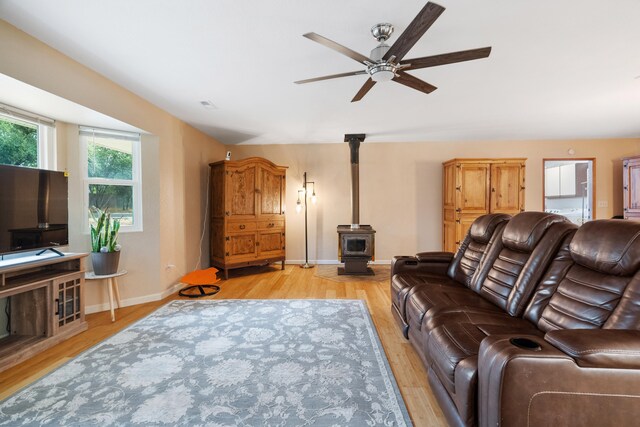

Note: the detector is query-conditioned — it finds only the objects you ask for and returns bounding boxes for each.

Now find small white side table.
[85,270,128,322]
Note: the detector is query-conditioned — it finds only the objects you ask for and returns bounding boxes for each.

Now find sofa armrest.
[478,334,640,427]
[390,251,454,278]
[545,329,640,369]
[415,251,454,264]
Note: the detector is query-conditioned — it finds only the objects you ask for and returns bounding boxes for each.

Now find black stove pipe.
[345,134,366,229]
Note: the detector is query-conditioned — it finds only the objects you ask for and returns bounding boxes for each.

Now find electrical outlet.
[597,200,608,208]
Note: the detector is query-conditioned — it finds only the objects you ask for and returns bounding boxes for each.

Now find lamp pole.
[297,172,316,268]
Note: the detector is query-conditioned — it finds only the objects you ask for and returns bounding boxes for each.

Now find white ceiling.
[1,0,640,145]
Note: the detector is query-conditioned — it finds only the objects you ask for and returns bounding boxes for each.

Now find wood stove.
[337,134,376,275]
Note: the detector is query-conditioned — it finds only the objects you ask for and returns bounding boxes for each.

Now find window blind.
[0,102,55,127]
[79,126,140,142]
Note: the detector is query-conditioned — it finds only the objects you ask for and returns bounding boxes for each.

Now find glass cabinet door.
[54,275,82,330]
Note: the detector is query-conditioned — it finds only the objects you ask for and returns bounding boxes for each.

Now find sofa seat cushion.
[391,273,462,320]
[405,285,501,334]
[428,320,542,396]
[423,307,519,336]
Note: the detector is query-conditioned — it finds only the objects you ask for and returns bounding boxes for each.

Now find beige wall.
[231,138,640,263]
[0,20,225,310]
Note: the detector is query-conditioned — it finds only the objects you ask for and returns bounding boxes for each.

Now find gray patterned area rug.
[0,300,412,426]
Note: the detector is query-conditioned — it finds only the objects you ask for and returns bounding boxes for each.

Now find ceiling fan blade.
[392,71,437,94]
[351,78,376,102]
[303,32,372,65]
[384,2,445,62]
[295,70,368,84]
[401,47,492,70]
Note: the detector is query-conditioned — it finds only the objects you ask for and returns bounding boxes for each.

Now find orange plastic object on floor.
[179,267,221,298]
[181,267,221,285]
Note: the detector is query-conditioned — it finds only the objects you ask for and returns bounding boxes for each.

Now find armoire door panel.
[491,163,523,213]
[258,231,284,256]
[227,233,258,258]
[458,164,490,213]
[226,165,257,217]
[259,167,285,216]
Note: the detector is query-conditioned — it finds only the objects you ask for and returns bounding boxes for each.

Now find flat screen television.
[0,164,69,255]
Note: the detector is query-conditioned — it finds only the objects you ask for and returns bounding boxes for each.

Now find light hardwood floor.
[0,265,446,426]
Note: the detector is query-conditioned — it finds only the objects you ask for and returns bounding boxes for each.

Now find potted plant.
[90,207,121,275]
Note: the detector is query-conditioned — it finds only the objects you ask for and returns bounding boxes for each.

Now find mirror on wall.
[543,159,595,225]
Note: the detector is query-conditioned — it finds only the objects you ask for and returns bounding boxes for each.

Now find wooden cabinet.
[623,155,640,220]
[209,157,287,279]
[443,158,526,252]
[0,253,88,372]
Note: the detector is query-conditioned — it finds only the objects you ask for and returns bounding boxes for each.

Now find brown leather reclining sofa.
[391,211,640,426]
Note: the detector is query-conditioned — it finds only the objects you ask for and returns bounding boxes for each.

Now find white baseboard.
[285,259,391,265]
[85,282,183,315]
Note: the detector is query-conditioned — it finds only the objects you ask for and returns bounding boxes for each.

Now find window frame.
[0,113,56,170]
[80,126,143,233]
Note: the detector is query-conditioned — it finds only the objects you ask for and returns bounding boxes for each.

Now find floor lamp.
[296,172,317,268]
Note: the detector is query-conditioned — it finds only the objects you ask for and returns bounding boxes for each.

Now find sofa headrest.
[502,212,568,252]
[470,214,511,244]
[570,220,640,276]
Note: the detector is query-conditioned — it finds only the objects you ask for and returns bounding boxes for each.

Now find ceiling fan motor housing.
[370,43,390,62]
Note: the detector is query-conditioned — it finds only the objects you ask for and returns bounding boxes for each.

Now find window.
[0,103,56,169]
[80,127,142,232]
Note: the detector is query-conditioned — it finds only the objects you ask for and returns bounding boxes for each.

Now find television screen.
[0,165,69,255]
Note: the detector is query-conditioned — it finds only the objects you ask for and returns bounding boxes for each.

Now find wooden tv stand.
[0,253,88,372]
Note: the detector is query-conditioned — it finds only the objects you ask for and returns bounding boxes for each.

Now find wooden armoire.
[623,155,640,221]
[443,158,526,252]
[209,157,287,279]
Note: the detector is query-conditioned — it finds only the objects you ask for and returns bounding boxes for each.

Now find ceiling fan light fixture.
[369,63,396,82]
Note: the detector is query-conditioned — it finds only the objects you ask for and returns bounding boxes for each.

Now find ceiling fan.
[295,2,491,102]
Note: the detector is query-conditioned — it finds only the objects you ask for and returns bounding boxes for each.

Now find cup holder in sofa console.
[510,337,542,351]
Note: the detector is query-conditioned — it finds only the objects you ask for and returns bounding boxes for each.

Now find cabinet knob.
[239,224,246,230]
[455,208,461,212]
[455,219,461,224]
[456,186,461,191]
[225,211,230,216]
[491,188,496,193]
